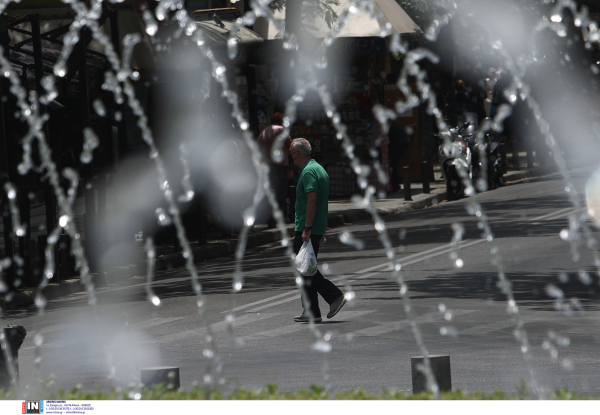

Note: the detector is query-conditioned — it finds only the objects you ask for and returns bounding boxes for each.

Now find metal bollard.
[512,147,520,171]
[58,232,70,280]
[141,366,180,390]
[526,149,533,169]
[197,198,207,245]
[421,161,430,194]
[411,355,451,394]
[403,166,412,201]
[0,325,27,390]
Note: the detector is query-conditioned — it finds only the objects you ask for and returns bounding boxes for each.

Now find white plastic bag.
[295,240,318,276]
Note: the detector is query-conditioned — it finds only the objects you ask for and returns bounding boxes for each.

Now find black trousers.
[294,232,343,318]
[268,164,289,223]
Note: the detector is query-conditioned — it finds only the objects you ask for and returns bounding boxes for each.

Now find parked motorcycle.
[436,122,473,200]
[436,113,507,200]
[470,120,507,191]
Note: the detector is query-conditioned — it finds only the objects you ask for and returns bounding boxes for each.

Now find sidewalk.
[2,160,541,311]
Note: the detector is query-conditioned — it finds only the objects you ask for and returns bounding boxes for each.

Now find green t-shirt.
[295,159,329,235]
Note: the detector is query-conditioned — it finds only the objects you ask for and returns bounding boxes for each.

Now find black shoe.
[327,295,347,319]
[293,312,322,323]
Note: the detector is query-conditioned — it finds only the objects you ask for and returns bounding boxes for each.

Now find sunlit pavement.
[3,163,600,396]
[1,154,538,311]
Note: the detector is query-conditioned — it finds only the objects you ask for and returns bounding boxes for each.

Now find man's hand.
[320,235,326,244]
[302,228,312,242]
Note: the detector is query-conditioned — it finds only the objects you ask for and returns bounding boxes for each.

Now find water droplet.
[54,64,67,78]
[80,128,100,164]
[59,215,69,228]
[399,284,408,295]
[561,358,574,371]
[213,65,226,80]
[34,333,44,346]
[227,38,239,60]
[151,295,161,306]
[312,340,332,353]
[545,284,564,299]
[454,258,464,268]
[283,33,298,51]
[440,326,458,337]
[155,208,172,226]
[93,99,106,117]
[244,213,255,227]
[34,293,47,308]
[5,186,16,200]
[558,272,569,283]
[551,14,562,23]
[578,270,592,285]
[114,111,122,121]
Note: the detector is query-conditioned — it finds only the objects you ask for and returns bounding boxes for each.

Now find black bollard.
[403,166,412,201]
[421,161,430,194]
[526,148,534,169]
[141,366,180,390]
[0,325,27,390]
[197,199,207,246]
[58,232,70,280]
[411,355,451,394]
[512,147,519,171]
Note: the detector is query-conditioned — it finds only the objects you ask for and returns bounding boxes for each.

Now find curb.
[4,169,533,311]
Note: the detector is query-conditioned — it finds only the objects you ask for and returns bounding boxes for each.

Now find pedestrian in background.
[257,112,292,228]
[289,138,346,323]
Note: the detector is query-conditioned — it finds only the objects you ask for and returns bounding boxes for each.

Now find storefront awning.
[253,0,421,40]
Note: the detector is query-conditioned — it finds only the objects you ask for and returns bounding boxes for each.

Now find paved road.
[3,164,600,396]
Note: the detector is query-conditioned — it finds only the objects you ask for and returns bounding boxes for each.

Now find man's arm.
[302,191,318,242]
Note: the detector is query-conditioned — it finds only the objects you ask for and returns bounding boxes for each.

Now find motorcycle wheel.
[445,165,464,200]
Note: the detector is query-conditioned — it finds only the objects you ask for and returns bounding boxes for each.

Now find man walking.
[290,138,346,323]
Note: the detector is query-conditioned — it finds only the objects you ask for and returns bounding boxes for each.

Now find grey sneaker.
[327,295,347,319]
[293,312,322,323]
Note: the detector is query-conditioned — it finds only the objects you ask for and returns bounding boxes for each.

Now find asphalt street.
[3,164,600,396]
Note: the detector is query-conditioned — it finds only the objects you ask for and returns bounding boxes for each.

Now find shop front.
[251,0,422,197]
